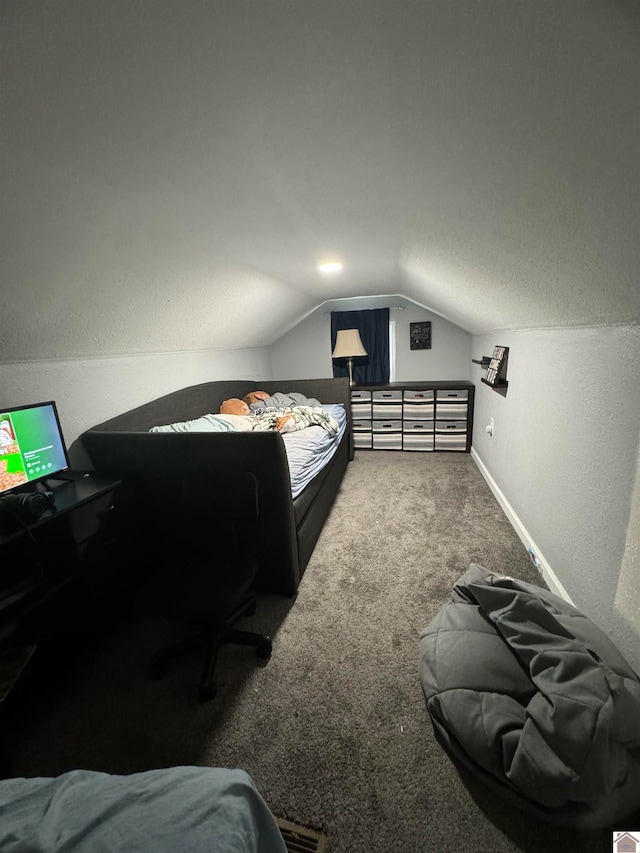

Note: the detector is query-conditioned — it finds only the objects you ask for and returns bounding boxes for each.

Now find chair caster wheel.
[256,639,272,660]
[199,682,217,702]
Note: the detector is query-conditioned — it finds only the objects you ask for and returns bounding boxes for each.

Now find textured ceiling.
[1,0,638,361]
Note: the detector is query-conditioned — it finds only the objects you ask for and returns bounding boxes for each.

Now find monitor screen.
[0,401,70,496]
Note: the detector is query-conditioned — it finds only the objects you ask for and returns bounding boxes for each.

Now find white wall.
[470,324,640,671]
[0,346,272,454]
[269,295,471,381]
[616,441,640,650]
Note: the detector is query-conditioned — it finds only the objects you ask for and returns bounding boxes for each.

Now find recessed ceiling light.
[318,262,343,274]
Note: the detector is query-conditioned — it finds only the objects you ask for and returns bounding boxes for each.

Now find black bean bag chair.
[419,563,640,829]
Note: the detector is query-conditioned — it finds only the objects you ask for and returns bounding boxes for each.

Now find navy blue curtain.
[330,308,390,385]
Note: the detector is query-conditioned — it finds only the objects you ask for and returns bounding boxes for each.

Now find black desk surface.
[0,472,122,622]
[40,473,121,515]
[0,473,121,546]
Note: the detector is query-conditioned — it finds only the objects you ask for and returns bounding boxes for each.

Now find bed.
[80,378,352,596]
[0,766,287,852]
[148,392,348,501]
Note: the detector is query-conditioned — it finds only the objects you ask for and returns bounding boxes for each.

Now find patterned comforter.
[250,405,339,435]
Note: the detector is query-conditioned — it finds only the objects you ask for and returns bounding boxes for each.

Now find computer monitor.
[0,401,70,497]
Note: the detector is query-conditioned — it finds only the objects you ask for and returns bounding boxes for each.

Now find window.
[330,308,390,384]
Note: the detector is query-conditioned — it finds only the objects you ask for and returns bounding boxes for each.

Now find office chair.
[147,469,272,701]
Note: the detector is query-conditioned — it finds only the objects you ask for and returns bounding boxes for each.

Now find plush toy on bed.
[219,398,251,416]
[243,391,269,407]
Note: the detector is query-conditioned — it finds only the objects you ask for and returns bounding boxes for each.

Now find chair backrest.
[177,469,259,560]
[181,469,258,521]
[141,469,261,617]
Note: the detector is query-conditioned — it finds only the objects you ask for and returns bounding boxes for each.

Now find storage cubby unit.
[350,383,474,452]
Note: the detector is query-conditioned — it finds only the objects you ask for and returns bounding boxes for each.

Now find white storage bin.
[372,420,402,450]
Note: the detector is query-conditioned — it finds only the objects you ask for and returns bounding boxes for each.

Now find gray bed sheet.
[0,766,287,853]
[283,403,346,498]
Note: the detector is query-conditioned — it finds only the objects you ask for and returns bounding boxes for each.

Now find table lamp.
[332,329,368,386]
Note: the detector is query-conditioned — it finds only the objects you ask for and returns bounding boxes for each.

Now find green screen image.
[0,403,69,495]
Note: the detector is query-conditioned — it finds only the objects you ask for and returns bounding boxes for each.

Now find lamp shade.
[332,328,367,359]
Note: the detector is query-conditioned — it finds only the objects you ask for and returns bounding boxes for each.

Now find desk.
[0,474,123,777]
[0,473,122,622]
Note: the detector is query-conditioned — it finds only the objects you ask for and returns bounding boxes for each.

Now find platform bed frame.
[80,378,352,596]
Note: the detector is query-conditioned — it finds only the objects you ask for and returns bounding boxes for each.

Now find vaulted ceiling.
[2,0,638,362]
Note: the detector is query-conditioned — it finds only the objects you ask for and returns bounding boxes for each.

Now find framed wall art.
[410,321,431,350]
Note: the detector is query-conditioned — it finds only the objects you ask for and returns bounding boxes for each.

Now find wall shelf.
[481,346,509,395]
[481,376,508,390]
[472,357,491,368]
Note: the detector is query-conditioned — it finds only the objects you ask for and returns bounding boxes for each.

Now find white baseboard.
[470,448,574,605]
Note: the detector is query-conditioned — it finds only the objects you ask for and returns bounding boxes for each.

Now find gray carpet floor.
[7,452,637,851]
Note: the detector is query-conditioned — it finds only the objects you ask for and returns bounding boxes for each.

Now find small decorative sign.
[410,322,431,350]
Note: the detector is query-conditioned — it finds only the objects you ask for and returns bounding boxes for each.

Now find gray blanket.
[0,766,286,853]
[249,391,322,412]
[419,564,640,827]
